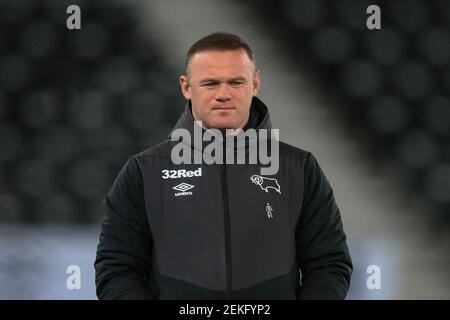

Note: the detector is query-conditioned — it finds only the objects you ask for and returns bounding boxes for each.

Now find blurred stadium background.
[0,0,448,299]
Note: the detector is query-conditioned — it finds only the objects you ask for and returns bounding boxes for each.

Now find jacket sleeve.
[296,152,353,300]
[94,155,155,299]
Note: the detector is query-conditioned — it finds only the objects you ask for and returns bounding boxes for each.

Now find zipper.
[221,148,232,299]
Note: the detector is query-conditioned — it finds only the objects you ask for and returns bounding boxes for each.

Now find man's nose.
[215,84,232,102]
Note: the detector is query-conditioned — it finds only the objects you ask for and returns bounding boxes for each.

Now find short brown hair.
[185,32,256,75]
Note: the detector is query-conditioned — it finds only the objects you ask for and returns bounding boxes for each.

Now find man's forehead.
[189,49,253,71]
[188,51,254,82]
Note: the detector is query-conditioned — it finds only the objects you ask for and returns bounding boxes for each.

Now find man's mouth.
[212,105,235,110]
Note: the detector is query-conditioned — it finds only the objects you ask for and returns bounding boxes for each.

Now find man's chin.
[206,118,238,130]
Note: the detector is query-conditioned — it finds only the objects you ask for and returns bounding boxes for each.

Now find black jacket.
[95,97,353,299]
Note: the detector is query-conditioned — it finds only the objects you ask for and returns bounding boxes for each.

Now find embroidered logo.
[173,183,194,197]
[250,175,281,194]
[266,203,274,219]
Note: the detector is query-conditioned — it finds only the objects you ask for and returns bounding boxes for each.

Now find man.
[95,32,353,299]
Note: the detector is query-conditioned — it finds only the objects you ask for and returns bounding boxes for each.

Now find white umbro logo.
[173,183,194,192]
[173,183,194,197]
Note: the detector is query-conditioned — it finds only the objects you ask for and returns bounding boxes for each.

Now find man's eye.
[204,83,217,88]
[231,81,243,86]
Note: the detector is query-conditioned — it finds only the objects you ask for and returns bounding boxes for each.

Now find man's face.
[180,49,260,130]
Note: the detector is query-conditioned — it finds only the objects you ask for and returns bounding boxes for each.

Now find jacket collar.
[168,97,275,164]
[169,96,272,140]
[169,97,278,168]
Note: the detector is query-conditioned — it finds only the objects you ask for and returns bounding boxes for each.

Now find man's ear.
[180,75,191,100]
[252,70,260,96]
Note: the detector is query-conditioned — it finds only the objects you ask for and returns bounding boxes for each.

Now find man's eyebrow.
[227,77,247,82]
[199,78,220,84]
[199,77,247,84]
